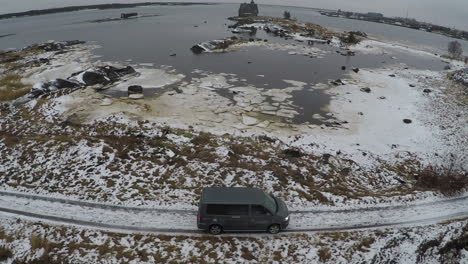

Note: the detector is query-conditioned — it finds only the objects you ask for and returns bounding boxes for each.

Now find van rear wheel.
[209,225,222,235]
[267,224,281,234]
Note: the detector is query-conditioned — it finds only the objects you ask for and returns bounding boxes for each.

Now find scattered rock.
[341,66,346,70]
[340,168,351,176]
[29,40,85,52]
[331,79,345,86]
[170,53,177,56]
[82,72,110,86]
[115,66,137,76]
[129,94,144,100]
[403,119,412,124]
[284,148,302,158]
[241,114,259,126]
[423,88,432,93]
[450,68,468,86]
[100,98,113,106]
[128,85,143,95]
[409,84,416,87]
[444,65,451,70]
[258,135,276,143]
[394,176,406,184]
[52,79,80,89]
[190,45,205,54]
[358,112,364,115]
[389,74,396,77]
[378,96,386,99]
[352,68,360,73]
[321,154,331,163]
[360,87,371,93]
[257,120,270,128]
[312,113,325,120]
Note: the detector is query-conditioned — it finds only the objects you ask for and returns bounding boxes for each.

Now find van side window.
[251,205,270,215]
[206,204,249,215]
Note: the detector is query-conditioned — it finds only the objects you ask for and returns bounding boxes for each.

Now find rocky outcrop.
[70,65,136,87]
[239,0,259,17]
[191,37,242,54]
[29,40,85,52]
[25,65,137,101]
[451,68,468,87]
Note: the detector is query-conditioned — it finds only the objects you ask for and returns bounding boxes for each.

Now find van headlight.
[284,216,289,221]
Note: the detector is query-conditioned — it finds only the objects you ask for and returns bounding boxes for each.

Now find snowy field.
[0,16,467,263]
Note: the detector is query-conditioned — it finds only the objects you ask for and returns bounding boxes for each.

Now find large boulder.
[115,66,136,76]
[128,85,143,95]
[82,71,110,86]
[53,79,80,89]
[73,65,137,86]
[191,45,205,54]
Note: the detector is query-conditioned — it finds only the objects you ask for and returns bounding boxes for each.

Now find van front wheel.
[267,224,281,234]
[209,225,222,235]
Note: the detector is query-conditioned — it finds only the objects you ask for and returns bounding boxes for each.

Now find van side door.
[249,205,273,230]
[223,204,249,231]
[206,204,249,231]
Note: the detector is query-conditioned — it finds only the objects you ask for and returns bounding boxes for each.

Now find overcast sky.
[1,0,467,30]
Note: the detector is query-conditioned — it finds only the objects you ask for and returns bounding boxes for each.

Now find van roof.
[201,187,267,204]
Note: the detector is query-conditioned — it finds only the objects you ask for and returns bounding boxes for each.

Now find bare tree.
[448,41,463,59]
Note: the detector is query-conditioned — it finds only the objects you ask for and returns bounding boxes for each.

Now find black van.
[197,187,290,234]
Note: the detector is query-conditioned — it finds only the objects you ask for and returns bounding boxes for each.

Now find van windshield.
[264,194,277,213]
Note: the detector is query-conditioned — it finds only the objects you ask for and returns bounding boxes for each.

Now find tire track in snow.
[0,206,466,235]
[0,190,467,215]
[0,190,196,214]
[0,206,198,234]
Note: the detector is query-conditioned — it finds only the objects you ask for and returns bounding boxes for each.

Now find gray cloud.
[0,0,466,30]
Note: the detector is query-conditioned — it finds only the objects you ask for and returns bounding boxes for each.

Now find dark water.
[0,4,457,124]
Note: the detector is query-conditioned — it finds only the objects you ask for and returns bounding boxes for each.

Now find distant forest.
[0,2,215,20]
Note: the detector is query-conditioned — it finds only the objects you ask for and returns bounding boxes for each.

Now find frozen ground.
[0,191,466,234]
[0,19,467,264]
[0,213,466,263]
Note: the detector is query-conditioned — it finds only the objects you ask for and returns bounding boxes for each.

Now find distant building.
[239,0,259,17]
[121,13,138,19]
[366,12,384,18]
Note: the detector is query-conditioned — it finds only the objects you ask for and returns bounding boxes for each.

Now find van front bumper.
[281,217,290,229]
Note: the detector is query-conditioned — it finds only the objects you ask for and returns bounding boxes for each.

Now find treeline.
[0,2,214,20]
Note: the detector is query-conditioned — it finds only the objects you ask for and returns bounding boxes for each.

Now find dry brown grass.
[353,237,375,252]
[318,247,332,262]
[415,158,468,196]
[0,246,13,261]
[0,73,31,101]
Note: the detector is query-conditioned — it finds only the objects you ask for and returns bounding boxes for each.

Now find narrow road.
[0,191,466,235]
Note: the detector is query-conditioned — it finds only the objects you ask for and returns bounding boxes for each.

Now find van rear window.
[206,204,248,215]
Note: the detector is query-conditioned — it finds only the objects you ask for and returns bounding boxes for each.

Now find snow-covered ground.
[0,213,466,263]
[34,41,466,169]
[1,18,467,263]
[0,191,466,234]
